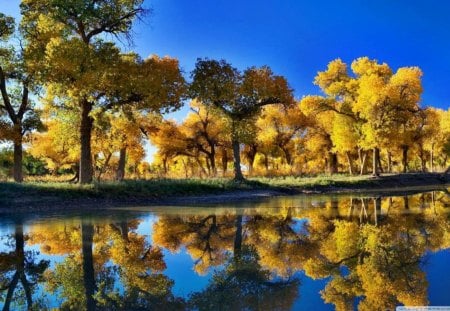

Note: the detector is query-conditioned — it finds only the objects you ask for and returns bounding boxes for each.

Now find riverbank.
[0,173,448,213]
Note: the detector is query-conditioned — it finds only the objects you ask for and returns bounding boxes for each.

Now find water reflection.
[0,190,449,310]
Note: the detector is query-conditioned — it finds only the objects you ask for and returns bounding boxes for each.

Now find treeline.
[0,1,449,184]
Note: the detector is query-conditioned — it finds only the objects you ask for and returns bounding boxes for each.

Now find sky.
[2,0,450,159]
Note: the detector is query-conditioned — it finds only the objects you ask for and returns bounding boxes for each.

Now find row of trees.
[1,1,449,184]
[1,191,449,310]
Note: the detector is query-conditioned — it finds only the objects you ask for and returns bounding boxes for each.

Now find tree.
[256,104,308,172]
[190,59,293,181]
[0,13,42,182]
[180,100,227,176]
[28,109,79,176]
[21,1,186,183]
[352,58,422,175]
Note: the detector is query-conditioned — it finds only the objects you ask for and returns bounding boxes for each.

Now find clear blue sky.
[3,0,450,112]
[3,0,449,159]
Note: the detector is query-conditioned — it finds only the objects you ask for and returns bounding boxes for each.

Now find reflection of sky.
[426,249,450,305]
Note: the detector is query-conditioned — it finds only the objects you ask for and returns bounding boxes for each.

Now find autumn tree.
[254,104,307,174]
[21,1,186,183]
[190,59,293,181]
[180,100,227,176]
[0,13,42,182]
[302,57,423,176]
[28,110,79,176]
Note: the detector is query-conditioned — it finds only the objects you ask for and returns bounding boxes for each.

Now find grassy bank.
[1,173,449,210]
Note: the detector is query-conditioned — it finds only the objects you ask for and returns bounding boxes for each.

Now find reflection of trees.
[107,218,184,310]
[27,218,183,310]
[245,207,313,277]
[153,214,236,275]
[0,224,49,311]
[300,193,450,311]
[1,189,448,310]
[153,210,302,310]
[188,246,299,311]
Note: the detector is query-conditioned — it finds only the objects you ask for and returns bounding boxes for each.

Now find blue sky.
[3,0,450,113]
[2,0,449,159]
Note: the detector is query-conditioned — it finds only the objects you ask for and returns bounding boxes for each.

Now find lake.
[0,189,449,310]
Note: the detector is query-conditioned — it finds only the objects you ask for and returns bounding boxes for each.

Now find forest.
[1,0,449,186]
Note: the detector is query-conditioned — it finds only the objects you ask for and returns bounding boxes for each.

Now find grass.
[1,173,448,207]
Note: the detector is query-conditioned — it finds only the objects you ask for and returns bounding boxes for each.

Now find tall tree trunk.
[282,147,292,167]
[359,149,367,175]
[231,122,244,181]
[116,147,127,181]
[419,148,426,172]
[162,157,168,175]
[81,222,97,311]
[377,149,383,173]
[246,145,258,176]
[328,152,338,175]
[79,99,94,184]
[209,148,216,176]
[345,151,354,175]
[205,156,211,175]
[387,151,392,173]
[232,138,244,181]
[13,125,23,182]
[221,147,228,177]
[263,153,269,171]
[372,147,380,176]
[401,145,409,173]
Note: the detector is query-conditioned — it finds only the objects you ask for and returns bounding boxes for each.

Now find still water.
[0,189,449,310]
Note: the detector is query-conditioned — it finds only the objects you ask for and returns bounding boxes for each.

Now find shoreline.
[0,173,448,214]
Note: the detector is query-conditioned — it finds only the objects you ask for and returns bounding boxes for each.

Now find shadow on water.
[0,189,449,310]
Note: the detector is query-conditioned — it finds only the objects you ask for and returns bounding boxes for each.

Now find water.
[0,189,449,310]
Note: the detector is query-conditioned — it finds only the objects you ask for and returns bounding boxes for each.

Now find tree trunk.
[246,146,257,176]
[401,145,409,173]
[359,149,367,175]
[387,151,392,173]
[221,147,228,177]
[231,122,244,181]
[372,147,380,176]
[282,147,292,167]
[209,148,216,176]
[419,148,426,172]
[81,222,97,311]
[205,156,211,175]
[116,147,127,181]
[263,153,269,171]
[345,151,354,175]
[163,157,168,175]
[328,152,338,175]
[232,138,244,181]
[377,149,383,173]
[13,126,23,182]
[79,99,94,184]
